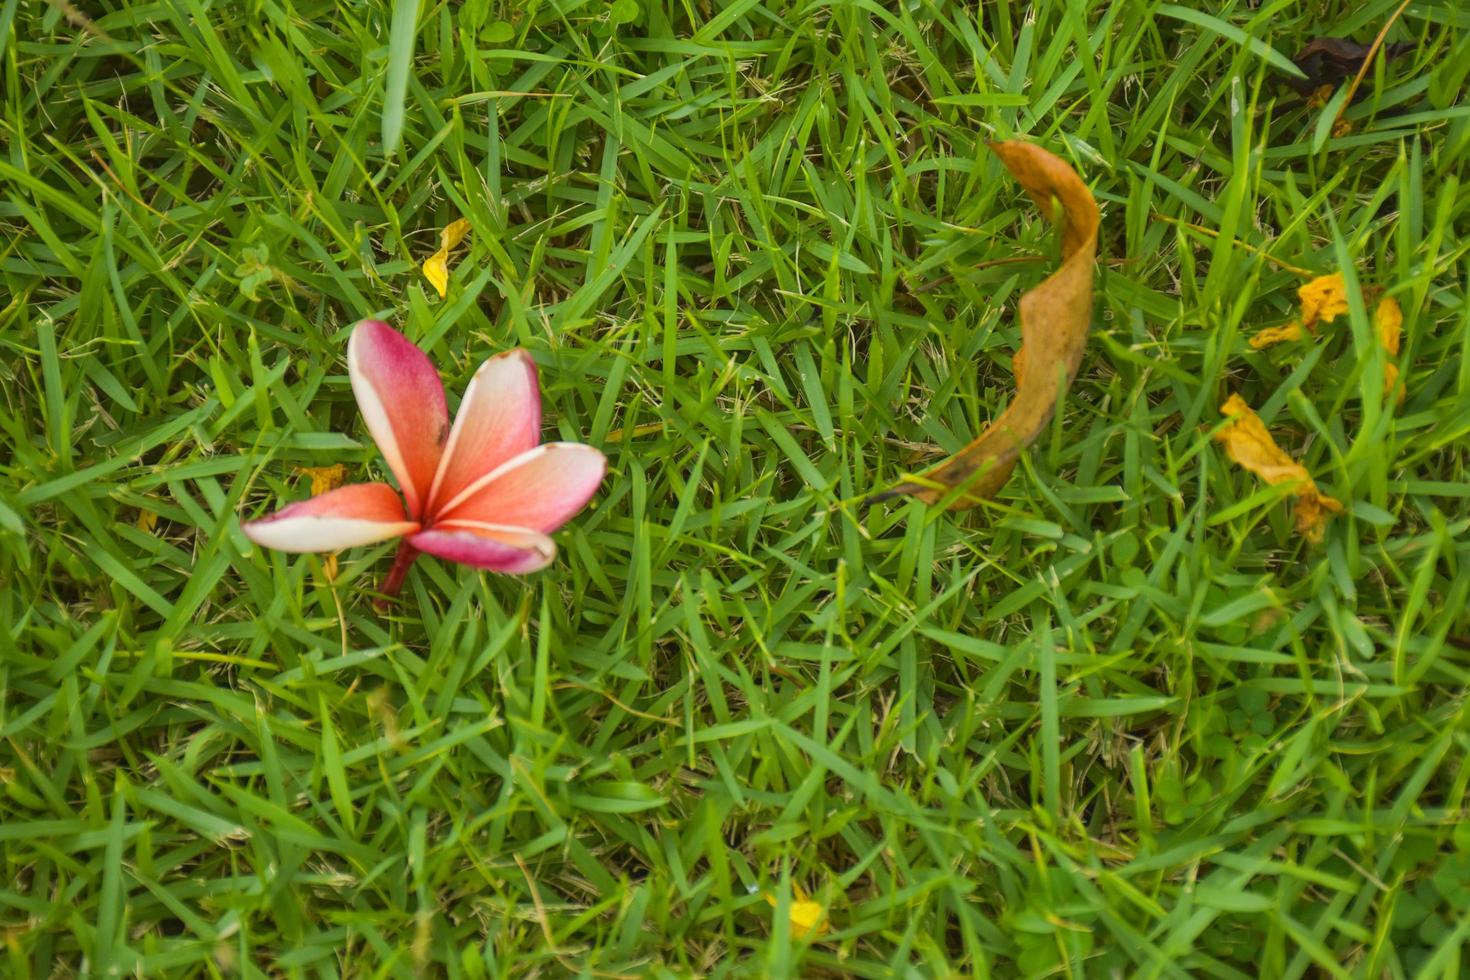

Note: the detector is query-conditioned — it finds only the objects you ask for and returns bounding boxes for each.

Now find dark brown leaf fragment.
[1287,36,1414,98]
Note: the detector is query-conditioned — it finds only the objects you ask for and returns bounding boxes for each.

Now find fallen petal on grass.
[1215,394,1343,543]
[421,217,471,298]
[1375,296,1404,401]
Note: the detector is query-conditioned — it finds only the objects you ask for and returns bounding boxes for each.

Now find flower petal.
[410,522,556,573]
[1298,273,1348,329]
[422,252,450,299]
[347,319,449,519]
[1375,297,1405,403]
[422,218,471,299]
[1215,394,1341,544]
[435,443,606,533]
[242,483,418,553]
[426,348,542,518]
[1249,320,1306,350]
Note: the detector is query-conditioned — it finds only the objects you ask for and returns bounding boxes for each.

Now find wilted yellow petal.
[1375,297,1402,356]
[1215,394,1342,543]
[1298,273,1348,329]
[421,218,472,298]
[136,509,159,533]
[1293,491,1344,543]
[1249,320,1306,350]
[298,464,347,497]
[441,217,471,251]
[1375,296,1404,402]
[422,253,449,297]
[764,891,829,939]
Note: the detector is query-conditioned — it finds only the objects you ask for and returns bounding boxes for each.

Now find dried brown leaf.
[873,141,1099,508]
[1287,36,1415,97]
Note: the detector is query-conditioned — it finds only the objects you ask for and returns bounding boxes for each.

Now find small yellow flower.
[765,883,829,939]
[297,464,348,497]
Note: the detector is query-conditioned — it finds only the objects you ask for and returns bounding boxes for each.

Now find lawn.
[3,0,1470,975]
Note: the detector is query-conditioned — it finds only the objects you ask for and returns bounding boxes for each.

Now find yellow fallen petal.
[1215,394,1341,543]
[441,217,471,251]
[1374,296,1402,357]
[421,217,472,298]
[1375,296,1404,402]
[1293,488,1343,544]
[136,509,159,533]
[1217,395,1311,484]
[298,464,348,497]
[1298,273,1348,329]
[1249,320,1306,350]
[422,253,450,298]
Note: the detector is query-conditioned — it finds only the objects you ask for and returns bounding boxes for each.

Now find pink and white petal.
[347,319,449,519]
[242,483,418,553]
[410,522,556,574]
[425,348,541,517]
[435,443,606,533]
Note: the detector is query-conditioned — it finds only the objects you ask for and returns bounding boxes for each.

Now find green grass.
[3,0,1470,975]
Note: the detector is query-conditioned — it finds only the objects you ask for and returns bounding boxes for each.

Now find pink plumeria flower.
[242,319,606,600]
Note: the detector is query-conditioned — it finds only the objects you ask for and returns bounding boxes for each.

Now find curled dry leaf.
[872,141,1099,508]
[1215,394,1342,543]
[422,217,472,298]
